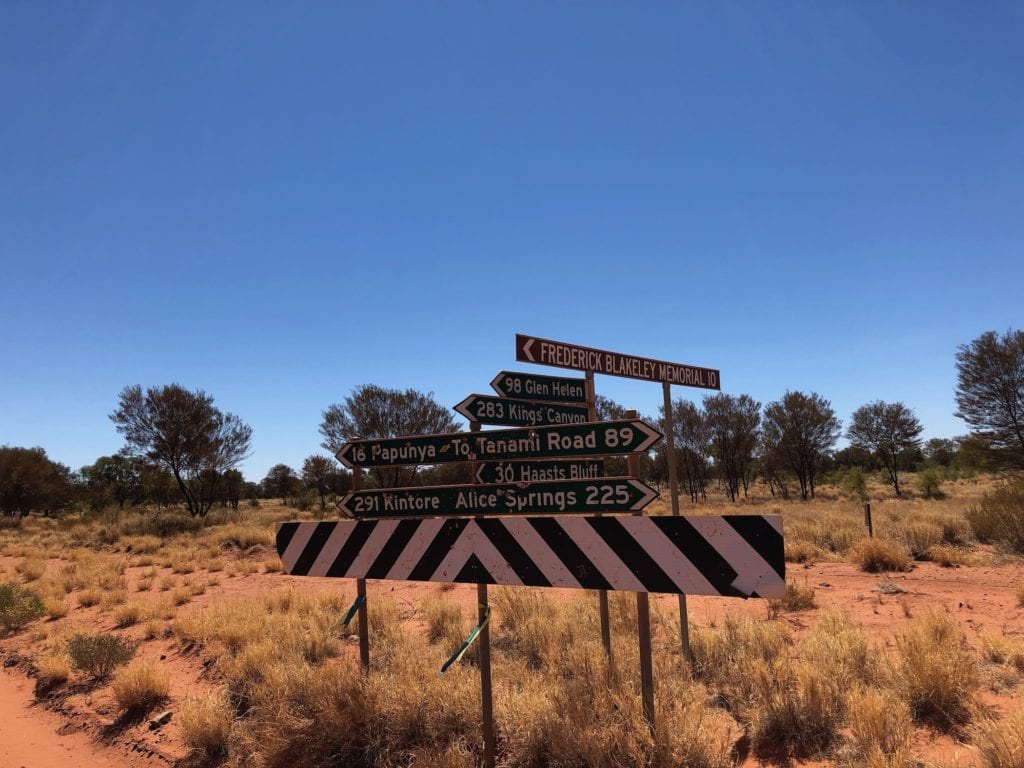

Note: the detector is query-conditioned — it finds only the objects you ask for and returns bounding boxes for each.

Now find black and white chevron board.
[276,515,785,598]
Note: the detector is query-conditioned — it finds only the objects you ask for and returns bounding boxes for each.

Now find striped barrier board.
[276,515,785,598]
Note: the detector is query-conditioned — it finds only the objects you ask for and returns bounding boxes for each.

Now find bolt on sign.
[454,394,589,427]
[335,419,663,469]
[338,478,658,518]
[490,371,587,403]
[516,333,721,389]
[276,515,785,598]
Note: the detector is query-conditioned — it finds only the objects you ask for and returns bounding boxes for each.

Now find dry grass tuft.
[850,538,912,573]
[421,597,465,652]
[180,693,235,762]
[971,708,1024,768]
[767,580,817,616]
[111,660,171,714]
[892,608,979,729]
[35,653,72,691]
[846,686,912,761]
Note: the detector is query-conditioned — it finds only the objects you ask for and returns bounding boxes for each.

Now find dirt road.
[0,666,138,768]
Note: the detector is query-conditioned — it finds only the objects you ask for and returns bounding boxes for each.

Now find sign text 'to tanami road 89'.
[516,334,720,389]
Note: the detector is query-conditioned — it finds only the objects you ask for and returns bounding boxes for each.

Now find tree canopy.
[955,329,1024,469]
[320,384,459,487]
[761,391,840,500]
[110,384,252,517]
[847,401,922,497]
[0,446,73,516]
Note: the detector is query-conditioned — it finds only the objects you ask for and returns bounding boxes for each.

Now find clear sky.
[1,3,1021,481]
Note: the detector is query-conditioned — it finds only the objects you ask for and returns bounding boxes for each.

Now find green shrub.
[0,581,45,631]
[842,467,869,502]
[966,479,1024,553]
[916,469,945,499]
[68,633,135,678]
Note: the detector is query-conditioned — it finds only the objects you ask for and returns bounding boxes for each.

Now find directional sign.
[338,478,657,519]
[335,419,663,469]
[277,515,786,598]
[455,394,589,427]
[490,371,587,404]
[474,460,604,485]
[516,333,720,390]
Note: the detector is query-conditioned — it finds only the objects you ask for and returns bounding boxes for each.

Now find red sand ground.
[2,553,1024,767]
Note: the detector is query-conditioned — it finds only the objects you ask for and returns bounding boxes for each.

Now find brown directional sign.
[516,333,720,389]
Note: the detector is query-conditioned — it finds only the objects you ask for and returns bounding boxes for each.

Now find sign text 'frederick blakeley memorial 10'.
[516,333,720,389]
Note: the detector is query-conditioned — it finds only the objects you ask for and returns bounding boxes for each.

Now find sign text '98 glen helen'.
[516,334,720,389]
[335,419,662,468]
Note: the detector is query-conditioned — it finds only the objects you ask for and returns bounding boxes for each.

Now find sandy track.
[0,666,140,768]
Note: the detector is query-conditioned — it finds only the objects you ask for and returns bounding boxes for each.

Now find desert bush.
[180,693,234,762]
[421,597,465,652]
[690,613,788,711]
[35,654,72,692]
[892,608,978,729]
[68,632,134,678]
[113,602,145,628]
[850,538,912,572]
[916,468,945,499]
[111,660,170,714]
[967,479,1024,553]
[846,686,911,763]
[901,521,943,560]
[15,557,46,581]
[843,467,869,501]
[971,708,1024,768]
[802,609,873,689]
[785,539,819,563]
[747,657,845,759]
[767,580,816,616]
[0,580,45,631]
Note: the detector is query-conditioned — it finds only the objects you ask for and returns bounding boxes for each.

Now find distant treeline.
[1,329,1021,517]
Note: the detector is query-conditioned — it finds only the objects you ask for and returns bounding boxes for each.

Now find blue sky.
[1,3,1021,481]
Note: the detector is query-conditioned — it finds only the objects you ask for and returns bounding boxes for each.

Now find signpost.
[490,370,587,403]
[516,333,720,389]
[335,419,663,469]
[454,394,588,427]
[515,334,720,665]
[338,478,658,519]
[473,459,603,485]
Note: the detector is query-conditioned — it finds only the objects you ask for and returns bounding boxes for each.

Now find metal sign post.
[628,409,655,732]
[663,382,691,661]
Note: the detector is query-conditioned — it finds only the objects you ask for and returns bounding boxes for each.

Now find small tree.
[703,393,761,502]
[0,446,73,517]
[659,398,710,502]
[80,455,144,510]
[761,391,841,500]
[320,385,459,488]
[954,329,1024,469]
[847,401,923,497]
[301,455,336,511]
[110,384,252,517]
[263,464,300,504]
